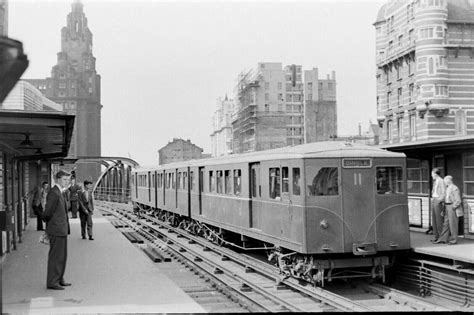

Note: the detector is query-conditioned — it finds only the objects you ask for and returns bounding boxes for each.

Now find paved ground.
[2,212,204,313]
[410,230,474,264]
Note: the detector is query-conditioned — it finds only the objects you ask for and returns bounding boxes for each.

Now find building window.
[408,84,414,103]
[377,96,380,110]
[278,104,282,112]
[434,85,448,97]
[409,113,416,140]
[265,82,270,90]
[455,109,467,136]
[419,27,434,39]
[397,117,403,140]
[319,82,323,89]
[387,120,393,141]
[286,104,292,112]
[265,93,269,101]
[408,29,414,44]
[407,159,429,194]
[307,82,312,90]
[308,94,312,101]
[278,93,283,100]
[397,88,402,106]
[328,83,334,90]
[278,82,282,90]
[264,104,269,112]
[438,56,447,69]
[398,35,403,48]
[428,57,435,75]
[59,82,66,89]
[396,64,401,80]
[463,153,474,196]
[387,91,392,108]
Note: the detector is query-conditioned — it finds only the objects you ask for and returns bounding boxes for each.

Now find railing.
[94,187,131,203]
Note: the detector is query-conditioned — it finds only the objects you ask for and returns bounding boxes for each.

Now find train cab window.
[293,168,301,196]
[224,170,232,194]
[377,167,404,194]
[234,170,241,195]
[308,167,338,196]
[269,168,281,199]
[282,167,289,194]
[190,171,195,191]
[217,171,223,194]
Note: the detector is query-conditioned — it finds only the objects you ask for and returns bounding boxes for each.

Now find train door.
[198,167,204,215]
[154,171,158,209]
[249,163,261,229]
[163,170,166,205]
[135,172,138,199]
[148,171,151,203]
[341,158,376,252]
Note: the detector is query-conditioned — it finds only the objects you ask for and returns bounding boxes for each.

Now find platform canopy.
[0,110,75,161]
[379,135,474,159]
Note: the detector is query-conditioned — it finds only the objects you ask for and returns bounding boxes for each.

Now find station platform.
[2,212,205,313]
[410,230,474,265]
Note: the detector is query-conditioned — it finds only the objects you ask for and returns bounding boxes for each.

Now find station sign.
[342,158,372,168]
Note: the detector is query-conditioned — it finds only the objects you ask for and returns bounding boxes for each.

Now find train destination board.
[342,158,372,168]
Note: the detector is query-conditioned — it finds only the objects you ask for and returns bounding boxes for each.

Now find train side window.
[209,171,215,192]
[234,169,241,195]
[377,167,404,194]
[217,171,223,194]
[172,173,176,189]
[292,168,301,196]
[308,167,338,196]
[224,170,232,194]
[166,173,171,189]
[183,172,187,189]
[269,168,281,199]
[282,167,289,194]
[190,171,194,191]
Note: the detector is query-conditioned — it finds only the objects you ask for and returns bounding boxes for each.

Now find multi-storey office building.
[232,62,337,154]
[210,96,235,157]
[2,81,62,111]
[375,0,474,238]
[27,1,102,181]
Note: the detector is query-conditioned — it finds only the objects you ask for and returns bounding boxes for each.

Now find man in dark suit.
[68,175,81,218]
[78,180,94,240]
[42,170,72,290]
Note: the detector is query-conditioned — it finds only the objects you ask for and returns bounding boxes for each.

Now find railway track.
[97,201,454,312]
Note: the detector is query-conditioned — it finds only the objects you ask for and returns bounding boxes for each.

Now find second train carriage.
[131,141,410,282]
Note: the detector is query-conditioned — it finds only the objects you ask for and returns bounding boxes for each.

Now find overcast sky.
[9,0,382,166]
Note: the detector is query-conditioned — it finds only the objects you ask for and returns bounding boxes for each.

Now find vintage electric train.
[131,141,410,284]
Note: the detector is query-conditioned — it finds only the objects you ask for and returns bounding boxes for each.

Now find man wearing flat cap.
[78,180,94,240]
[42,170,72,290]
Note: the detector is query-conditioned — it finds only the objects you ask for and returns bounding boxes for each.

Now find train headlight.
[320,219,328,229]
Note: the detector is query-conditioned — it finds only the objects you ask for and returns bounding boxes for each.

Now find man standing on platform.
[42,170,72,290]
[435,175,462,245]
[431,168,446,242]
[32,181,48,231]
[68,174,81,219]
[78,180,94,240]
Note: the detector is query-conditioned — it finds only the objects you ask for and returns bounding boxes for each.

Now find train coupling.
[353,242,377,255]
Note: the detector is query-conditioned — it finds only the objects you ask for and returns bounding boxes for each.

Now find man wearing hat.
[78,180,94,240]
[42,170,72,290]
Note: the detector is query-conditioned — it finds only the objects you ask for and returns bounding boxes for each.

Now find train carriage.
[131,141,410,283]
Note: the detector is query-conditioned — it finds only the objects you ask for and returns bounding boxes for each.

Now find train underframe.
[133,203,391,287]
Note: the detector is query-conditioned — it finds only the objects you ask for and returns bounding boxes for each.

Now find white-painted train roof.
[136,141,405,171]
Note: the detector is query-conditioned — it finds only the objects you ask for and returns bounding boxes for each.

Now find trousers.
[438,205,458,243]
[431,200,444,239]
[47,235,67,287]
[79,212,93,238]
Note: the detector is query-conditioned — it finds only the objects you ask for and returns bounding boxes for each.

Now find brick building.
[375,0,474,238]
[232,62,337,154]
[27,1,102,182]
[158,138,205,165]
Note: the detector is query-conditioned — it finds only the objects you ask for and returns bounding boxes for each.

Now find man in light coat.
[431,168,446,242]
[435,175,462,244]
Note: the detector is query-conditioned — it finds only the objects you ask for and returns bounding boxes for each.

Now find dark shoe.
[433,240,442,244]
[47,285,64,290]
[89,237,94,240]
[59,281,71,286]
[425,228,433,234]
[82,236,86,239]
[430,239,438,243]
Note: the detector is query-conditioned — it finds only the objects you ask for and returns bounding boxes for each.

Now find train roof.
[134,141,405,172]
